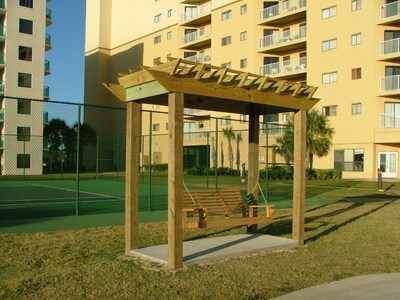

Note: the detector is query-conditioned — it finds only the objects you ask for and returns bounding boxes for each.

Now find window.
[240,4,247,14]
[17,154,30,169]
[352,68,362,80]
[240,114,248,123]
[167,9,172,18]
[282,113,290,123]
[352,103,362,115]
[240,31,247,41]
[154,35,161,44]
[351,0,361,11]
[322,105,337,116]
[19,46,33,61]
[283,56,290,66]
[322,39,337,51]
[20,0,33,8]
[221,36,232,46]
[19,19,33,34]
[282,27,290,38]
[240,58,247,69]
[17,127,30,141]
[198,121,204,129]
[322,6,337,19]
[221,10,232,20]
[18,73,32,88]
[334,149,364,172]
[221,116,231,125]
[282,0,290,10]
[322,72,337,84]
[351,33,361,46]
[221,62,231,68]
[17,99,31,114]
[154,14,161,23]
[153,124,160,131]
[167,31,172,40]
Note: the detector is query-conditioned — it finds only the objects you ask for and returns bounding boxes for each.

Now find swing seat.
[182,189,276,229]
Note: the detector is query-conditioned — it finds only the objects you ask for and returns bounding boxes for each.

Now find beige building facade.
[85,0,400,179]
[0,0,52,175]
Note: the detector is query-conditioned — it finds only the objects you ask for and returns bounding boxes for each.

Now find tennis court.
[0,179,169,220]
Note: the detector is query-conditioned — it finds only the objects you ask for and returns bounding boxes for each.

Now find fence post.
[23,140,26,180]
[265,122,269,202]
[206,132,209,189]
[96,136,99,180]
[148,111,152,211]
[116,136,120,181]
[215,118,218,190]
[75,104,81,216]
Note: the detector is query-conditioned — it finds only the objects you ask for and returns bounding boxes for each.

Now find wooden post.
[247,109,259,233]
[125,101,141,254]
[168,92,184,269]
[293,110,306,245]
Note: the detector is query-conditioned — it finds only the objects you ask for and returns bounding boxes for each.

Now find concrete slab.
[273,273,400,300]
[131,234,298,266]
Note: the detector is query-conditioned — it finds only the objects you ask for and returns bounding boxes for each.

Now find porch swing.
[182,181,276,229]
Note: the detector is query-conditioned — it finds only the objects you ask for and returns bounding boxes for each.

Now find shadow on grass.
[257,194,397,242]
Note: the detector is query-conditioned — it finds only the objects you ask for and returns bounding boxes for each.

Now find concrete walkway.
[273,273,400,300]
[132,234,298,266]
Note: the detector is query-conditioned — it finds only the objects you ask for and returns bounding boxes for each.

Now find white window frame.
[351,33,361,46]
[167,9,172,18]
[221,10,232,20]
[154,14,161,23]
[322,105,337,116]
[352,103,362,115]
[240,31,247,41]
[322,72,338,84]
[351,0,361,12]
[167,31,172,40]
[154,35,161,44]
[240,58,247,69]
[221,116,231,125]
[322,6,337,19]
[221,36,232,46]
[322,39,337,51]
[240,4,247,14]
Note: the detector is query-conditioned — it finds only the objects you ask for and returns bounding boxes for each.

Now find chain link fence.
[0,96,292,220]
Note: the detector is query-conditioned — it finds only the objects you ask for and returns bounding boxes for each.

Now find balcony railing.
[260,0,306,21]
[0,0,5,10]
[260,57,307,76]
[43,112,49,124]
[44,59,50,74]
[381,113,400,128]
[0,81,4,94]
[0,24,6,39]
[181,26,211,45]
[260,26,306,49]
[381,1,400,19]
[381,75,400,91]
[0,108,4,121]
[45,33,52,49]
[46,8,53,25]
[181,2,211,22]
[381,38,400,56]
[44,86,50,98]
[184,52,211,63]
[0,136,3,148]
[0,52,4,65]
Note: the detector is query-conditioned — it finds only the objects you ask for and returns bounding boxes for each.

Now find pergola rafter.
[104,58,319,270]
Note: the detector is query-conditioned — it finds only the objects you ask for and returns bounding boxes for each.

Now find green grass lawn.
[0,194,399,299]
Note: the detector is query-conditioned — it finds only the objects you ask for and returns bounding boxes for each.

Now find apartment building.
[0,0,52,175]
[85,0,400,179]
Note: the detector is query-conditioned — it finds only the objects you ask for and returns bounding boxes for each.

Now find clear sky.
[44,0,86,104]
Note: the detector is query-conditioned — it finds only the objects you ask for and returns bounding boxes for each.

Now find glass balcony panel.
[0,108,4,121]
[0,81,4,93]
[381,1,400,19]
[381,75,400,91]
[260,0,306,21]
[44,86,50,98]
[260,26,306,49]
[381,38,400,55]
[181,2,211,22]
[381,113,400,128]
[260,57,307,76]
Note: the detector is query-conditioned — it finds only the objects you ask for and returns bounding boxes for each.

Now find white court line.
[0,198,124,207]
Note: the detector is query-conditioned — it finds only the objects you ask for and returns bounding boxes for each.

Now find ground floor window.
[334,149,364,171]
[17,154,30,169]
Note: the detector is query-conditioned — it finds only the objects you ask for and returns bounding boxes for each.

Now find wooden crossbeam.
[176,65,196,76]
[201,70,217,80]
[307,87,318,99]
[237,72,249,88]
[274,80,288,94]
[216,68,229,83]
[195,64,207,80]
[290,83,303,96]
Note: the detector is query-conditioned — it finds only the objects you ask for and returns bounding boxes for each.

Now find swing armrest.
[248,205,276,217]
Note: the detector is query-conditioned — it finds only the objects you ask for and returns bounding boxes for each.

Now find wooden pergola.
[105,58,319,269]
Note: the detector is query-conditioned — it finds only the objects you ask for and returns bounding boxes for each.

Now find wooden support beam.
[216,68,229,83]
[168,92,184,269]
[125,102,141,254]
[247,109,260,233]
[293,110,306,245]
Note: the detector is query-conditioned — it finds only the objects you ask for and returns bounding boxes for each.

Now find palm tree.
[222,126,235,170]
[235,132,243,171]
[220,141,224,168]
[72,122,97,170]
[272,109,334,169]
[43,118,70,172]
[211,136,217,168]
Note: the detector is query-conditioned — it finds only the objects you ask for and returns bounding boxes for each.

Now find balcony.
[181,0,205,4]
[45,33,52,51]
[379,38,400,62]
[0,108,3,122]
[375,113,400,143]
[44,86,50,100]
[43,112,49,125]
[184,51,211,63]
[260,57,307,79]
[44,59,51,75]
[379,1,400,25]
[46,8,53,26]
[259,26,306,54]
[180,26,211,49]
[0,81,4,94]
[0,0,6,16]
[180,2,211,26]
[0,52,4,68]
[380,75,400,97]
[0,24,6,42]
[259,0,306,26]
[0,136,3,149]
